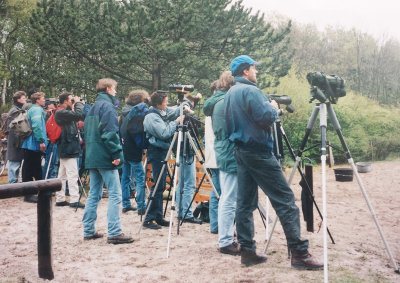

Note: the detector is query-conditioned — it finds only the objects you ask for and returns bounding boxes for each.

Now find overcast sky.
[242,0,400,41]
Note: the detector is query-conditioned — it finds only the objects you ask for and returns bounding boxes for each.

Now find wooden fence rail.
[0,179,62,280]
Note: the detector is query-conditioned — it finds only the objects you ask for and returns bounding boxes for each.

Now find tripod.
[284,102,398,281]
[136,98,220,258]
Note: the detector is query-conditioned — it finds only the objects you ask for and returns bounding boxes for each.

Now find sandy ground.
[0,161,399,283]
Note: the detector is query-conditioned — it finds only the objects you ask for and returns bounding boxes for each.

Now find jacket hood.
[122,104,133,117]
[96,91,117,104]
[233,76,257,87]
[127,102,148,120]
[203,90,226,116]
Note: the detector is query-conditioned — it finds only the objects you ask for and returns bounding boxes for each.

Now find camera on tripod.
[269,94,295,114]
[306,72,346,104]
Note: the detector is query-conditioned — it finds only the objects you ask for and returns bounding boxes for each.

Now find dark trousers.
[144,147,168,223]
[22,149,43,182]
[234,147,308,254]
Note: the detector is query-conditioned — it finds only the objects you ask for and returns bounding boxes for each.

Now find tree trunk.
[1,79,6,105]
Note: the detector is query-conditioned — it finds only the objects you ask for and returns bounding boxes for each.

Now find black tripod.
[284,102,398,281]
[136,98,220,258]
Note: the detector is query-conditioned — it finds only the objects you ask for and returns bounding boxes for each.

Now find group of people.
[3,55,323,269]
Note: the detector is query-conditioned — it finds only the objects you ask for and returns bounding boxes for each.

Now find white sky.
[242,0,400,41]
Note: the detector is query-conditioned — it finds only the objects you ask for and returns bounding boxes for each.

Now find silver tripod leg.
[327,103,399,274]
[45,145,54,180]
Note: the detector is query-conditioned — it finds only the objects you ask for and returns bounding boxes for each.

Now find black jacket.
[55,102,84,158]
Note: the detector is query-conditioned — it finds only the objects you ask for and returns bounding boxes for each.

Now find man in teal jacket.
[22,91,47,203]
[82,78,133,245]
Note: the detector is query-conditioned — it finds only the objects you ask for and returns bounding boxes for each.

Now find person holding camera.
[224,55,323,269]
[54,92,85,208]
[142,91,182,229]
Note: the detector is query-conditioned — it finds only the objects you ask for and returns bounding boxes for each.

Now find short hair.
[96,78,117,92]
[59,92,72,104]
[217,71,234,91]
[233,63,251,77]
[13,91,27,104]
[125,89,149,106]
[27,88,40,99]
[150,91,168,107]
[210,80,218,93]
[31,92,45,104]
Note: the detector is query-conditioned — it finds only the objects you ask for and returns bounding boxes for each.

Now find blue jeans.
[82,169,122,238]
[144,147,168,223]
[121,160,146,210]
[42,142,59,179]
[209,168,221,233]
[8,161,21,184]
[234,147,309,253]
[176,156,196,219]
[218,170,238,248]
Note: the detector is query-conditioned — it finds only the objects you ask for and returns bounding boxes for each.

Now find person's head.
[27,88,40,100]
[45,101,56,110]
[31,91,46,106]
[150,91,168,111]
[96,78,117,96]
[13,91,27,105]
[230,55,258,83]
[59,92,74,108]
[216,71,234,91]
[125,89,149,106]
[210,80,218,94]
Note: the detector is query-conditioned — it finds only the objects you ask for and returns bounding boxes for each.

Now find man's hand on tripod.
[270,99,279,110]
[176,115,185,124]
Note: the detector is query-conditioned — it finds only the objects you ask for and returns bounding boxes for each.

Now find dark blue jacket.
[224,76,277,152]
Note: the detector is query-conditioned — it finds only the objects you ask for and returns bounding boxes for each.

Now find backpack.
[121,103,149,149]
[193,201,210,223]
[46,109,62,143]
[9,110,32,141]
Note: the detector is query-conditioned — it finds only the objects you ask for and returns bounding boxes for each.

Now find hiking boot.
[241,249,268,267]
[291,252,323,270]
[156,218,170,227]
[24,195,38,203]
[84,232,104,241]
[219,241,241,256]
[69,202,85,208]
[137,207,146,215]
[182,217,202,224]
[107,233,134,245]
[122,205,137,213]
[143,220,161,230]
[56,201,70,207]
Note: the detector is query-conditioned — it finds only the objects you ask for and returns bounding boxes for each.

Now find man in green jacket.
[82,78,133,244]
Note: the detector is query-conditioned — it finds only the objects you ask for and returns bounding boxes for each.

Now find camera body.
[306,72,346,104]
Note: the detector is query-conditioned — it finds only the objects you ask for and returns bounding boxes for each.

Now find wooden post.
[37,190,54,280]
[305,164,314,232]
[0,179,61,280]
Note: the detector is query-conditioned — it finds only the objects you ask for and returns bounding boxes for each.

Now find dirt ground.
[0,161,399,283]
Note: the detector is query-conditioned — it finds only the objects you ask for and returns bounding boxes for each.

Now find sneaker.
[291,252,323,270]
[69,202,85,208]
[156,218,170,227]
[84,232,104,241]
[182,217,202,224]
[122,205,137,213]
[56,201,70,207]
[107,233,134,245]
[241,248,268,267]
[137,207,146,215]
[210,230,218,234]
[219,241,241,256]
[143,220,161,230]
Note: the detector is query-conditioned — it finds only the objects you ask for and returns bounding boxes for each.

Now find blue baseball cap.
[230,55,258,76]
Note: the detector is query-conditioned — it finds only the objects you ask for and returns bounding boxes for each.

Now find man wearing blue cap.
[224,55,323,269]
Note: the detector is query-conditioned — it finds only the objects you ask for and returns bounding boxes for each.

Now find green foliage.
[25,0,292,101]
[267,70,400,163]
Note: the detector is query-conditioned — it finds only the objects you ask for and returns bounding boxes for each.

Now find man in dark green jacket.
[203,70,240,256]
[82,78,133,245]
